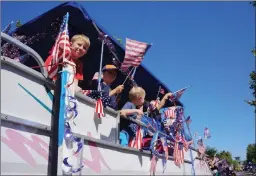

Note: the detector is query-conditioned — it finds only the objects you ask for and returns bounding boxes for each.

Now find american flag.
[173,134,187,167]
[169,87,188,102]
[164,106,177,119]
[176,88,186,99]
[185,116,192,125]
[95,98,104,118]
[121,38,150,71]
[129,125,143,150]
[46,13,71,79]
[204,127,211,139]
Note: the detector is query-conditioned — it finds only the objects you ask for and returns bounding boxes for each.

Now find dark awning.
[9,1,183,108]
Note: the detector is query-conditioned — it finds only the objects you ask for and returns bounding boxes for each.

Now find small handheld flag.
[185,116,192,125]
[121,38,151,71]
[169,86,190,102]
[204,127,211,139]
[45,13,71,79]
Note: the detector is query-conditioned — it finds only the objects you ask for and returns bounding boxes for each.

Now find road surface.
[236,171,253,175]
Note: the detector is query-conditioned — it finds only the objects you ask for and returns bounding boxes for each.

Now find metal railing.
[1,32,48,77]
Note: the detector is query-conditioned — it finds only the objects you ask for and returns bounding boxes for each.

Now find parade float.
[1,2,213,175]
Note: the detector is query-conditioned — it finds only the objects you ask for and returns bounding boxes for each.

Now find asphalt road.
[236,171,254,175]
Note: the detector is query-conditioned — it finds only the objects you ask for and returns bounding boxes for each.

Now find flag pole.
[174,85,191,93]
[122,66,135,85]
[131,66,137,80]
[49,58,63,176]
[49,12,70,176]
[2,21,13,33]
[156,86,161,99]
[97,35,107,92]
[115,66,135,108]
[91,21,121,64]
[187,124,196,148]
[169,85,191,99]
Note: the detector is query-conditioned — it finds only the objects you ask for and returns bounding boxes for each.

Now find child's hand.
[165,92,173,99]
[119,110,127,117]
[114,85,124,94]
[136,109,144,116]
[135,109,143,120]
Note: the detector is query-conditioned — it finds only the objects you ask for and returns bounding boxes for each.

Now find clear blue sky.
[1,1,255,160]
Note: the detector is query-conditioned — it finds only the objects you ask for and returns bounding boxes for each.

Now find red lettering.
[1,129,111,173]
[1,129,49,167]
[82,132,111,173]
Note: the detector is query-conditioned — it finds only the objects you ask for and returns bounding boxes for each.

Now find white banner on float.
[1,62,118,143]
[1,64,53,127]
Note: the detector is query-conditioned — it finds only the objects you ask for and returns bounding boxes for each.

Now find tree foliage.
[246,144,256,163]
[246,71,256,108]
[206,146,218,158]
[216,150,233,165]
[206,146,244,171]
[232,160,241,171]
[246,1,256,108]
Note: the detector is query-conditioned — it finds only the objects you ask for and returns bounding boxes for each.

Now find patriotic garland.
[61,70,84,174]
[48,12,85,174]
[1,17,62,61]
[63,122,84,173]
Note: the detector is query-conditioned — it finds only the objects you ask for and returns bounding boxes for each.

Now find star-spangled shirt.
[88,80,117,110]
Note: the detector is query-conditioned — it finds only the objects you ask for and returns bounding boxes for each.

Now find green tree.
[205,146,218,158]
[246,1,256,108]
[113,36,123,45]
[246,71,256,108]
[232,160,240,171]
[246,144,256,163]
[216,150,233,165]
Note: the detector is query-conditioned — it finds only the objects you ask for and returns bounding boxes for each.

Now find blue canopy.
[10,1,183,108]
